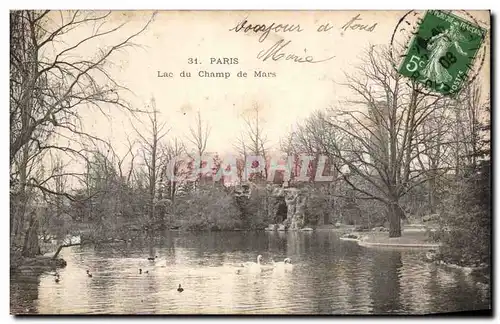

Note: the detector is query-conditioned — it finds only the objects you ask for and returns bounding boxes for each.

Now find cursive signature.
[257,39,335,64]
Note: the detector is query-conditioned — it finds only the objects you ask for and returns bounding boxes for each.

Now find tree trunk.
[157,170,165,226]
[325,181,337,225]
[428,161,438,214]
[52,243,81,259]
[22,213,40,257]
[429,177,436,214]
[387,202,402,238]
[148,237,155,259]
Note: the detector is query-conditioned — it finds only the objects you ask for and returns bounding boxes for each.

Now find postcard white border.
[2,1,496,323]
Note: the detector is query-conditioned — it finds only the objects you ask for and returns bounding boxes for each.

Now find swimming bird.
[147,256,158,261]
[86,270,93,278]
[272,258,292,266]
[272,258,293,272]
[234,262,246,274]
[425,250,438,262]
[177,284,184,292]
[55,274,60,283]
[244,255,263,266]
[245,255,263,273]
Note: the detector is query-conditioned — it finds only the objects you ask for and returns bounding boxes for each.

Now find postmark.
[391,10,488,96]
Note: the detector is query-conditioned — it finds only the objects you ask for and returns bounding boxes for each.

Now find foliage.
[438,159,490,267]
[9,10,154,258]
[242,185,270,229]
[175,186,242,231]
[305,186,332,226]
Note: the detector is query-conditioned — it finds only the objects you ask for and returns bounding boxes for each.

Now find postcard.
[10,10,491,315]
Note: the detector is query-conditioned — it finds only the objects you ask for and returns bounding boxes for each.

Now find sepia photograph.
[9,8,491,315]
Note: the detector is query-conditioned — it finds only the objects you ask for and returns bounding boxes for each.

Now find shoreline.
[338,232,490,278]
[357,241,441,249]
[340,230,441,249]
[11,256,67,275]
[438,261,490,277]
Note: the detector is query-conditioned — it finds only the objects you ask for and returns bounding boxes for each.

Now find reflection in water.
[370,250,404,313]
[10,274,40,314]
[10,231,490,314]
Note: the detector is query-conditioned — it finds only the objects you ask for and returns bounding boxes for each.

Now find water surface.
[10,231,490,314]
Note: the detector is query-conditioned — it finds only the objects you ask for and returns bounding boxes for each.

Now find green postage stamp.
[398,10,487,96]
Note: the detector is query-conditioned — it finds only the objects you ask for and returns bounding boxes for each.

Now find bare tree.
[159,138,185,224]
[285,111,341,224]
[234,102,269,182]
[132,97,169,227]
[10,10,155,257]
[449,81,488,174]
[325,45,444,237]
[107,136,137,186]
[234,132,248,183]
[186,109,211,185]
[412,80,489,214]
[411,98,456,214]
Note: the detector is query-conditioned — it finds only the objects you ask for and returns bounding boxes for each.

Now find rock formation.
[266,186,311,231]
[267,186,287,224]
[285,188,307,230]
[234,183,319,231]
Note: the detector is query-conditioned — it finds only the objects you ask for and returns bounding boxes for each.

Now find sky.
[51,10,490,159]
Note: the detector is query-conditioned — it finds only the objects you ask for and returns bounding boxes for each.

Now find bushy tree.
[175,186,242,231]
[437,104,490,267]
[438,159,490,267]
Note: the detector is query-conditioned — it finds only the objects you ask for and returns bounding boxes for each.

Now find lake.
[10,230,490,315]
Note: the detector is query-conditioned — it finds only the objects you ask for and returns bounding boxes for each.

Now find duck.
[234,262,246,274]
[425,250,438,262]
[86,270,93,278]
[147,256,158,261]
[55,274,60,283]
[177,284,184,292]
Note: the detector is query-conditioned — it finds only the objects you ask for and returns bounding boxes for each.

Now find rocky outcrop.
[266,186,311,231]
[267,186,287,224]
[235,183,318,231]
[285,188,307,230]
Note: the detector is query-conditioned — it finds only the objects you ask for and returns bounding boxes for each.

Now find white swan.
[244,255,263,273]
[272,258,293,270]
